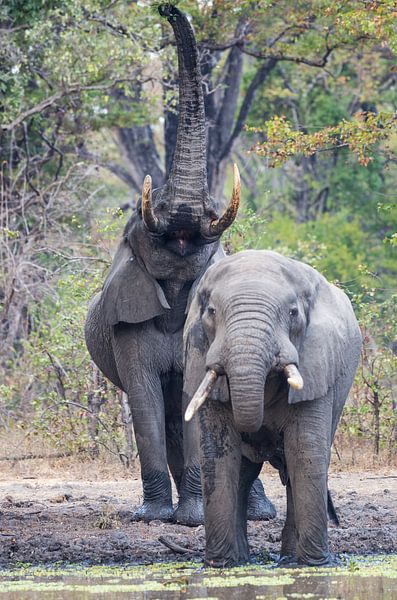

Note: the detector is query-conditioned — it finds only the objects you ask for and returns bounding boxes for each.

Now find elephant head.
[184,250,361,433]
[128,5,239,278]
[100,5,240,327]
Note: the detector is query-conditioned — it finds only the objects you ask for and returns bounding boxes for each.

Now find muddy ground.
[0,464,395,566]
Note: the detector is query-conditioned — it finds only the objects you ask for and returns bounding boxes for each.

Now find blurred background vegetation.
[1,0,396,466]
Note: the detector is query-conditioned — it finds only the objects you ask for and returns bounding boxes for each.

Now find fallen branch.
[0,450,87,462]
[158,536,191,555]
[366,476,397,480]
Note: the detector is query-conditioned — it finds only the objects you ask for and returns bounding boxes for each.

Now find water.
[0,555,396,599]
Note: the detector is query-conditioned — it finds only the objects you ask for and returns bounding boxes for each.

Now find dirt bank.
[0,465,395,566]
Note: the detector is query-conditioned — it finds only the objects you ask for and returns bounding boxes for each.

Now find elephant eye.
[289,307,298,317]
[207,306,216,317]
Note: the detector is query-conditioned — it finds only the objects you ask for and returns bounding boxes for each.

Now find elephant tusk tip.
[184,369,218,422]
[287,377,304,390]
[284,364,304,391]
[184,406,194,422]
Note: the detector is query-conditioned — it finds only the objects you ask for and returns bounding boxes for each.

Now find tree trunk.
[119,391,135,468]
[87,365,107,457]
[372,386,380,456]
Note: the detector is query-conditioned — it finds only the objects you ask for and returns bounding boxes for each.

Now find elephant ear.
[183,278,229,418]
[183,291,208,398]
[101,241,170,326]
[288,277,361,404]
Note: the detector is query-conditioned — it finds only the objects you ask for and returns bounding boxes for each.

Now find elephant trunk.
[159,5,208,209]
[227,365,268,434]
[225,308,275,432]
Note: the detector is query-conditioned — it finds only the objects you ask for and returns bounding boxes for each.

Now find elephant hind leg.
[279,481,297,564]
[247,478,277,521]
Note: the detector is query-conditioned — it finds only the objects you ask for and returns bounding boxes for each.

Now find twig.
[56,401,129,466]
[158,536,191,555]
[333,443,342,461]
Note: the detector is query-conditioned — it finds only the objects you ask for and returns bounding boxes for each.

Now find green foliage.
[342,294,397,455]
[229,209,396,300]
[250,112,396,167]
[1,0,396,463]
[0,210,127,456]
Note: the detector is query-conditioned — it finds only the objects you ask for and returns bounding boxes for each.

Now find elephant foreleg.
[279,481,297,564]
[199,400,243,567]
[163,372,184,494]
[174,387,204,526]
[284,398,333,566]
[128,376,173,522]
[237,457,262,560]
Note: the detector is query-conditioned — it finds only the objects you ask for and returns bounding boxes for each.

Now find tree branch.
[241,46,336,69]
[76,143,138,190]
[1,79,139,132]
[220,58,277,161]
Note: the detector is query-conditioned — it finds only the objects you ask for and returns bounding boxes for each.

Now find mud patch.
[0,471,395,565]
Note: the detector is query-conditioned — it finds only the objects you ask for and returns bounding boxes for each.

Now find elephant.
[183,249,362,565]
[85,5,275,525]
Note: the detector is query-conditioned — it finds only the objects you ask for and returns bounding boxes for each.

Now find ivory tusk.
[202,163,240,238]
[141,174,161,233]
[284,364,304,390]
[184,369,218,422]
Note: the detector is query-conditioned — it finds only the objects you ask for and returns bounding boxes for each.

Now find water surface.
[0,555,396,599]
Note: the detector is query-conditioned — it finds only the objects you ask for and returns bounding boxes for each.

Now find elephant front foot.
[298,553,341,567]
[131,500,174,523]
[204,548,249,568]
[247,478,277,521]
[174,495,203,526]
[277,554,298,568]
[174,466,203,526]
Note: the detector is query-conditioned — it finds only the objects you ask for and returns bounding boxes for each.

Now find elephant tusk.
[141,174,161,233]
[184,369,218,422]
[201,164,240,238]
[284,364,304,390]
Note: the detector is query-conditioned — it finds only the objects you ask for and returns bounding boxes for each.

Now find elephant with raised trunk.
[183,250,361,565]
[85,5,275,525]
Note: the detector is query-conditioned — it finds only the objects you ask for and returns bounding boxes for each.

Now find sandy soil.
[0,462,395,566]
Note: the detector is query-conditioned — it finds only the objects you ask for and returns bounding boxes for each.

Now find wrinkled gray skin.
[85,5,275,525]
[183,250,362,565]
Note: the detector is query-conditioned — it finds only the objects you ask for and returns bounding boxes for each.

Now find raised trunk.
[159,5,208,202]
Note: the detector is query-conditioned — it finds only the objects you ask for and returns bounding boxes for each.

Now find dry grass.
[0,430,395,483]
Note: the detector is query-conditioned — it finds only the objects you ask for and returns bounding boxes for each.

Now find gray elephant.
[85,5,275,525]
[183,250,361,565]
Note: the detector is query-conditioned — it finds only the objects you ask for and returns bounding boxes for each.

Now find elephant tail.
[327,489,340,526]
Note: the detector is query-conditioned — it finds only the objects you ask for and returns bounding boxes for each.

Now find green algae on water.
[0,555,396,598]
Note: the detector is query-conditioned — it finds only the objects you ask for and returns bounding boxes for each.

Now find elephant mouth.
[151,228,217,257]
[164,230,199,257]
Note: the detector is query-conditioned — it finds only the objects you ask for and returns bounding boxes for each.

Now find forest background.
[1,0,396,469]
